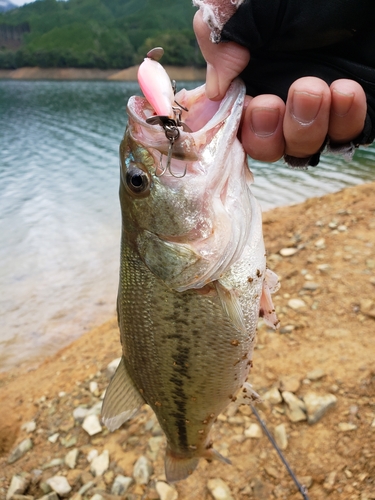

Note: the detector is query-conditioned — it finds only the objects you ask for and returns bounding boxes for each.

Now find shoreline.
[0,181,374,499]
[0,65,206,81]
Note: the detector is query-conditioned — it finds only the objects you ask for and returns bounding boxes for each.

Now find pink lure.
[137,57,175,118]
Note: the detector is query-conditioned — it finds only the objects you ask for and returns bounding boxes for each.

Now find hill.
[0,0,204,69]
[0,0,17,13]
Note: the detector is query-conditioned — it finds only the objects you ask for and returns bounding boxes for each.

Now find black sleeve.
[220,0,375,164]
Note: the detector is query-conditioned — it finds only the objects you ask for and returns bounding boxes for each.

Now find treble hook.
[157,126,187,178]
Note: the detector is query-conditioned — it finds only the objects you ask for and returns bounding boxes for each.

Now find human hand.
[194,10,367,163]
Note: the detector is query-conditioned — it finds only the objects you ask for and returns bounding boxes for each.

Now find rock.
[265,465,280,479]
[90,495,105,500]
[314,238,325,249]
[65,448,79,469]
[287,298,306,310]
[7,439,33,464]
[155,481,178,500]
[274,424,288,450]
[38,493,59,500]
[106,358,121,378]
[48,433,59,443]
[87,449,98,462]
[89,381,99,395]
[302,282,320,291]
[111,475,133,496]
[12,495,34,500]
[78,481,95,496]
[73,407,90,422]
[46,476,71,497]
[21,421,36,433]
[207,478,234,500]
[303,393,337,424]
[263,387,282,405]
[279,247,298,257]
[6,475,30,500]
[338,422,358,432]
[148,436,164,460]
[282,391,307,422]
[90,450,109,477]
[244,423,262,439]
[316,263,331,273]
[42,458,65,470]
[279,375,301,393]
[306,368,326,381]
[279,325,294,334]
[133,455,153,485]
[82,415,102,436]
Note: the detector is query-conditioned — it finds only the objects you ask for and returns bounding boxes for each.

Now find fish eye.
[125,165,151,196]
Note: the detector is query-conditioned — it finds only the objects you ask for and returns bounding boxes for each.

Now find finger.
[193,11,250,100]
[241,95,286,162]
[284,77,331,158]
[328,79,367,143]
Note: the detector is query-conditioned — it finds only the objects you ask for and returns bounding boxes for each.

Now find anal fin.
[101,356,145,431]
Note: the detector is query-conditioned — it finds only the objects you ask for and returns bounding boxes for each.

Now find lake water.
[1,80,374,372]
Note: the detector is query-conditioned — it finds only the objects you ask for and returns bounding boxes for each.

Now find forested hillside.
[0,0,203,68]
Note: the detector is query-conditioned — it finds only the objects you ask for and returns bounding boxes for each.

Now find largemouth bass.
[102,54,279,482]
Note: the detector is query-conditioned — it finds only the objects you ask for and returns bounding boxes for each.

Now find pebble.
[207,478,234,500]
[282,391,307,422]
[42,458,64,470]
[274,424,288,450]
[263,386,282,405]
[287,298,306,310]
[244,423,262,439]
[155,481,178,500]
[133,455,153,485]
[303,393,337,424]
[65,448,79,469]
[279,375,300,393]
[111,475,134,495]
[38,493,59,500]
[87,449,99,462]
[89,381,99,395]
[90,450,109,477]
[306,368,326,381]
[48,433,59,443]
[46,476,72,497]
[82,414,102,436]
[279,247,298,257]
[338,422,358,432]
[21,421,36,433]
[148,436,164,460]
[90,495,105,500]
[6,475,29,500]
[279,324,294,334]
[316,263,331,273]
[302,282,320,291]
[314,238,325,249]
[106,358,121,378]
[7,438,33,464]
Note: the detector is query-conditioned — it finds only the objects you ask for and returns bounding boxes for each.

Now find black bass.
[102,51,279,482]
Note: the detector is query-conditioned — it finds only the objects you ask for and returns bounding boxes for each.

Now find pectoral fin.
[214,280,246,333]
[101,356,145,431]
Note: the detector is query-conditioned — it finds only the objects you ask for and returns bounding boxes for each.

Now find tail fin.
[165,450,199,483]
[165,447,231,483]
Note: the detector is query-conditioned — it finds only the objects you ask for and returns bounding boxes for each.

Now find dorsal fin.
[101,356,145,431]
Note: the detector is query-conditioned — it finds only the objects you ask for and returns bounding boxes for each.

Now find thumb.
[193,10,250,100]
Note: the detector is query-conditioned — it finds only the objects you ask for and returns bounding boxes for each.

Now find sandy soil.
[0,66,206,81]
[0,181,374,500]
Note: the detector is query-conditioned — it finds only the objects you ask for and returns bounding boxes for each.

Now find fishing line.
[250,405,310,500]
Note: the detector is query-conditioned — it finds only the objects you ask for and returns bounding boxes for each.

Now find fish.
[101,51,279,483]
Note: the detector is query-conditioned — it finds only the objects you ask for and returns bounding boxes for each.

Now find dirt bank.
[0,65,206,81]
[0,182,374,500]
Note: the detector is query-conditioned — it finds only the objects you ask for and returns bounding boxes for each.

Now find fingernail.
[250,107,280,137]
[332,89,354,117]
[205,63,220,100]
[291,91,322,125]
